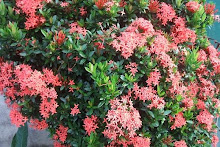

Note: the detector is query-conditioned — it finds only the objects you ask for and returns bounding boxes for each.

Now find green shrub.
[0,0,219,146]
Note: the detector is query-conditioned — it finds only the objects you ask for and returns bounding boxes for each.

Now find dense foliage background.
[0,0,220,146]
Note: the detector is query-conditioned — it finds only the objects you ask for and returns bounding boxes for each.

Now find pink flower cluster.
[54,125,68,143]
[125,62,138,76]
[157,2,176,25]
[70,104,80,116]
[15,0,50,30]
[111,18,154,59]
[103,95,142,142]
[206,45,220,74]
[146,69,161,86]
[169,112,186,130]
[196,109,214,131]
[133,83,165,109]
[0,62,61,126]
[9,109,28,127]
[69,22,87,37]
[29,119,48,130]
[186,1,201,13]
[171,17,197,44]
[83,115,99,136]
[174,140,187,147]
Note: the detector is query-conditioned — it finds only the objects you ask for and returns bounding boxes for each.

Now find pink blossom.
[174,140,187,147]
[186,1,201,13]
[170,112,186,130]
[70,104,80,116]
[157,2,176,25]
[83,115,99,136]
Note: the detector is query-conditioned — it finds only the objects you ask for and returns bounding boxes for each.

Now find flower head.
[157,2,176,25]
[70,104,80,116]
[186,1,201,13]
[83,115,99,136]
[95,0,108,9]
[54,31,66,46]
[148,0,159,13]
[170,112,186,130]
[204,3,218,15]
[174,140,187,147]
[56,125,68,143]
[103,95,142,141]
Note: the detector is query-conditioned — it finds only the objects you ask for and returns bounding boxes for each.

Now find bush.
[0,0,219,146]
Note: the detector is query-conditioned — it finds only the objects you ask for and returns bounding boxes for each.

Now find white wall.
[0,95,53,147]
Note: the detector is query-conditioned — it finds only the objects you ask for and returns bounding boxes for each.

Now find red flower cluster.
[125,62,138,76]
[206,45,220,74]
[54,141,70,147]
[55,125,68,143]
[54,31,66,46]
[150,33,170,55]
[69,22,87,37]
[133,83,165,109]
[103,95,142,142]
[197,109,213,131]
[170,112,186,130]
[95,0,108,9]
[70,104,80,116]
[9,109,28,127]
[171,17,197,44]
[29,119,48,130]
[212,135,219,147]
[111,18,154,59]
[204,3,218,15]
[174,140,187,147]
[146,69,161,86]
[0,62,61,126]
[157,2,176,25]
[83,115,99,135]
[131,136,151,147]
[186,1,201,13]
[148,0,159,13]
[16,0,49,29]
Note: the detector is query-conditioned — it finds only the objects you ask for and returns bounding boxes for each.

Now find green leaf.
[176,95,182,102]
[11,123,28,147]
[89,51,95,57]
[148,111,155,118]
[187,120,194,124]
[164,110,171,115]
[79,52,87,58]
[19,52,26,57]
[151,121,159,127]
[98,101,105,108]
[79,59,86,65]
[41,29,47,37]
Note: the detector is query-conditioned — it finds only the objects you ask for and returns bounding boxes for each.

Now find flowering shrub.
[0,0,219,146]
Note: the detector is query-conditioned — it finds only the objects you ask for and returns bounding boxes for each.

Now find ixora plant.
[0,0,220,146]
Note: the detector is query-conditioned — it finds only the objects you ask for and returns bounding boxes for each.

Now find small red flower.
[212,135,219,147]
[83,115,99,136]
[30,119,48,130]
[174,140,187,147]
[148,0,159,13]
[95,0,108,9]
[54,31,66,46]
[94,42,105,49]
[68,80,75,85]
[186,1,201,13]
[74,56,80,61]
[70,104,80,116]
[204,3,218,15]
[170,112,186,130]
[157,2,176,26]
[56,125,68,143]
